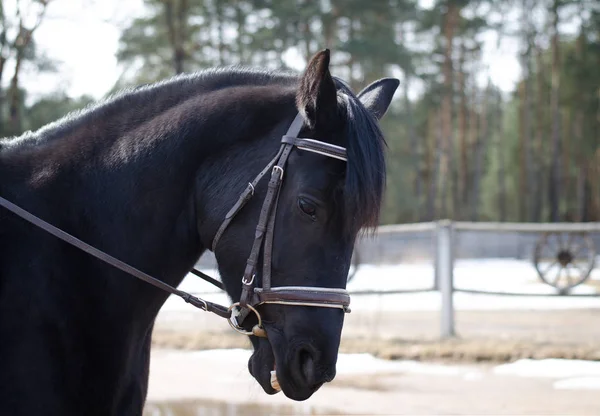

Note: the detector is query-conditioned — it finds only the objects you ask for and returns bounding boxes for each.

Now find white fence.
[374,220,600,338]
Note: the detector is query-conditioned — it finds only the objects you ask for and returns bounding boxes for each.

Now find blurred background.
[2,0,600,414]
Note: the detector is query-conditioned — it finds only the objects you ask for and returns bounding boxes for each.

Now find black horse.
[0,50,398,415]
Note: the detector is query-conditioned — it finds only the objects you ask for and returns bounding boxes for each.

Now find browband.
[281,136,348,161]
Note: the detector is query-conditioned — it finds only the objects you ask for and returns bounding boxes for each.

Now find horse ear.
[296,49,338,129]
[357,78,400,120]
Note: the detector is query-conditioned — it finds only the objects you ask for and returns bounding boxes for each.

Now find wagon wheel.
[533,232,596,294]
[347,248,361,283]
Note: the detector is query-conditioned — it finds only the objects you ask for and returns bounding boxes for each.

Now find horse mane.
[334,79,387,234]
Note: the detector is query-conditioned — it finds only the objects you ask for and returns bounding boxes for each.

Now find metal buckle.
[227,302,264,336]
[272,165,284,180]
[197,298,208,311]
[247,182,255,196]
[242,273,255,285]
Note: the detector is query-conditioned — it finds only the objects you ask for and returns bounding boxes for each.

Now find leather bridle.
[0,112,351,338]
[212,113,351,336]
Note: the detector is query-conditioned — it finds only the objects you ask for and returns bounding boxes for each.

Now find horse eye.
[298,198,317,220]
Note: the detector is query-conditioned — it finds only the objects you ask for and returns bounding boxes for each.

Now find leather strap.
[0,195,232,319]
[236,114,304,307]
[239,150,286,306]
[190,267,224,290]
[262,144,293,291]
[256,287,351,311]
[281,136,347,161]
[211,146,285,252]
[211,114,305,252]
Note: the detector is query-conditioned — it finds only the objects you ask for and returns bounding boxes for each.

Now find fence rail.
[432,219,600,337]
[453,221,600,233]
[375,220,600,233]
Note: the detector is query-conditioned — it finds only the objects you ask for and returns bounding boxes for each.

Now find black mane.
[335,80,387,234]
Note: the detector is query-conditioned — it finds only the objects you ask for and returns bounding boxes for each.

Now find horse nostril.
[296,347,316,385]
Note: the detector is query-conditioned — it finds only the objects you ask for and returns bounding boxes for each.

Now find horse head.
[202,50,398,400]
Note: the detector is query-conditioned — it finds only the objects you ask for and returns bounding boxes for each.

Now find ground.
[144,349,600,415]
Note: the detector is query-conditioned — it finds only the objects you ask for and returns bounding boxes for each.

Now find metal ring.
[248,182,255,196]
[227,302,263,336]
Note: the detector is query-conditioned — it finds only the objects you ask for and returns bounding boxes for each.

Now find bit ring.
[227,302,263,336]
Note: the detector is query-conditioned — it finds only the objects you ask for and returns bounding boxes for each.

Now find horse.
[0,49,398,415]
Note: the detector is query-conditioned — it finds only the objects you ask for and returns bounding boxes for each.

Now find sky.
[14,0,525,103]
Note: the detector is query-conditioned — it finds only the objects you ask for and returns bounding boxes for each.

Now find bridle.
[0,112,351,338]
[212,113,351,336]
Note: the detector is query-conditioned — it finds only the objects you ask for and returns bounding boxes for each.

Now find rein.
[0,112,351,338]
[0,195,232,318]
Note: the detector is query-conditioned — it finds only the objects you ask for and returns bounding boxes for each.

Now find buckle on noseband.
[242,273,255,286]
[227,302,266,337]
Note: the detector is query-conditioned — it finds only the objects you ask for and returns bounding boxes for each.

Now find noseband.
[0,112,351,338]
[211,113,351,335]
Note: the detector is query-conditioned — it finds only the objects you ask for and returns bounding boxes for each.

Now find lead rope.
[0,195,232,320]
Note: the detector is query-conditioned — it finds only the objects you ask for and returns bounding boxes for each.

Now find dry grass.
[151,329,600,363]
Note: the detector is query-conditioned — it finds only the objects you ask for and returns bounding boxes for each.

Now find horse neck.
[4,84,296,314]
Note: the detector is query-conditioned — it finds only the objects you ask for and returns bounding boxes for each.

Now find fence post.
[437,220,455,338]
[433,229,440,291]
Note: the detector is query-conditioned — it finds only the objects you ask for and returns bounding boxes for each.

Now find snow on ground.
[156,348,466,377]
[494,358,600,378]
[554,377,600,390]
[160,258,600,313]
[151,349,600,393]
[494,358,600,391]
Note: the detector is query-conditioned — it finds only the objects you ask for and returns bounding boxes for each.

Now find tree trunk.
[466,77,477,204]
[496,94,507,221]
[471,83,489,221]
[562,108,571,219]
[574,28,586,221]
[427,109,441,220]
[216,0,225,65]
[532,42,545,222]
[457,40,467,215]
[234,3,247,63]
[178,0,188,70]
[348,19,358,91]
[549,0,561,222]
[522,0,535,221]
[518,81,526,221]
[323,1,338,49]
[164,0,186,74]
[404,74,421,220]
[302,19,312,65]
[6,0,49,134]
[440,1,459,219]
[9,43,24,134]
